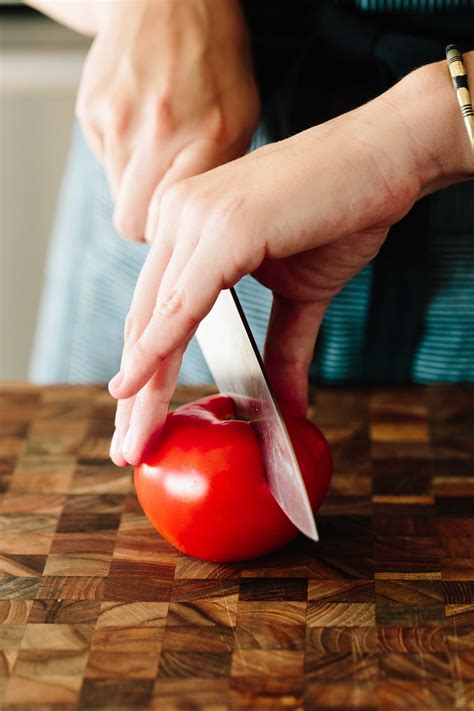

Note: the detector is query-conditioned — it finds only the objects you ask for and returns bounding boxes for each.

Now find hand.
[108,56,474,466]
[75,0,259,242]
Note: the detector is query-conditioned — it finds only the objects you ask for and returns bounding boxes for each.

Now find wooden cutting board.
[0,384,473,710]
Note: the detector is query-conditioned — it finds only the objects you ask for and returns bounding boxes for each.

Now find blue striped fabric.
[412,182,474,382]
[350,0,474,10]
[310,265,374,383]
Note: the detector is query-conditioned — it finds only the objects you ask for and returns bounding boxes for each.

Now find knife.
[196,287,318,541]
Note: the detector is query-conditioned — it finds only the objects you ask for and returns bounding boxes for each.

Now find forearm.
[392,50,474,196]
[25,0,98,36]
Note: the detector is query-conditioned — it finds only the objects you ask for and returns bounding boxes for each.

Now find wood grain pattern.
[0,384,473,710]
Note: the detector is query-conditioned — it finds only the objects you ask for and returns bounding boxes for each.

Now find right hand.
[75,0,260,242]
[108,55,474,466]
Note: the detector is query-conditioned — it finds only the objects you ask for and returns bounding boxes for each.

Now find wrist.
[394,51,474,196]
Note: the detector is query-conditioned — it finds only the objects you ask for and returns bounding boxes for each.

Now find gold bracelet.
[446,44,474,153]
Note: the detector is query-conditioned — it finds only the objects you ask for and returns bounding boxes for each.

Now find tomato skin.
[134,394,332,562]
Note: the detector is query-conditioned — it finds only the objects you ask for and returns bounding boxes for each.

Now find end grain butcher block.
[0,384,473,710]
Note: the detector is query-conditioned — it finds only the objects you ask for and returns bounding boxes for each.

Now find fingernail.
[109,369,124,391]
[122,426,135,461]
[109,428,120,459]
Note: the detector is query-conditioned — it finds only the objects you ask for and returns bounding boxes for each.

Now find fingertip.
[109,428,120,458]
[109,369,123,389]
[111,452,130,467]
[109,381,140,402]
[113,204,145,242]
[122,426,142,466]
[109,370,136,400]
[122,453,140,467]
[109,427,129,467]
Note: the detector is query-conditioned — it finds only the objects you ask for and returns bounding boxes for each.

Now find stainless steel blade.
[196,288,318,541]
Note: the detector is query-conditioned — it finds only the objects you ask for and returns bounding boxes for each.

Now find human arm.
[25,0,260,241]
[104,50,473,464]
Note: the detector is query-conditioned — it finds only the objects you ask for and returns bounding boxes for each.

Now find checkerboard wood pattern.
[0,384,473,710]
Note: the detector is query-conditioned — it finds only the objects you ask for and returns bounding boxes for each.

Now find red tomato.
[134,394,332,562]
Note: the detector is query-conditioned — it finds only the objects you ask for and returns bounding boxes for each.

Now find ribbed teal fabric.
[412,182,474,383]
[312,180,474,384]
[310,265,374,383]
[351,0,474,11]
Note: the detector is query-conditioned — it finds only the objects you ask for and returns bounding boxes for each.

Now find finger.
[110,326,138,466]
[111,237,230,399]
[76,87,105,162]
[81,123,104,162]
[108,183,197,399]
[111,191,180,364]
[113,137,175,241]
[121,348,184,465]
[144,139,224,244]
[116,175,187,358]
[103,131,131,202]
[264,297,327,417]
[152,202,203,305]
[110,396,134,467]
[109,211,200,464]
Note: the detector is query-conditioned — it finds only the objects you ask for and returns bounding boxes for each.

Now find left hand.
[108,57,474,466]
[75,0,259,243]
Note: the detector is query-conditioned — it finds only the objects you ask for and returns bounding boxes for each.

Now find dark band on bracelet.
[446,44,474,152]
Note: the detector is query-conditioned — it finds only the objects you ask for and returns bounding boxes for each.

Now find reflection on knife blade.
[196,288,318,541]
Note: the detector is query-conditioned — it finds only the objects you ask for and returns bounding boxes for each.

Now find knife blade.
[196,287,318,541]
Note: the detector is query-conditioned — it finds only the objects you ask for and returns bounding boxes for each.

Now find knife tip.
[301,517,319,542]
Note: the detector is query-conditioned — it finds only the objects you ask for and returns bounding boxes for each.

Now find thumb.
[264,296,327,417]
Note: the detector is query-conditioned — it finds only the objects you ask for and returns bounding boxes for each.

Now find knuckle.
[181,301,201,333]
[107,102,131,139]
[203,106,227,145]
[203,103,257,153]
[150,92,175,140]
[212,193,245,226]
[185,311,200,333]
[123,312,137,344]
[223,248,247,287]
[161,181,190,216]
[75,94,93,126]
[75,84,100,127]
[203,193,246,249]
[152,291,198,333]
[181,185,217,227]
[282,355,311,373]
[113,210,144,242]
[134,333,165,366]
[183,195,206,227]
[133,337,149,363]
[134,334,167,371]
[163,182,237,231]
[134,388,147,410]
